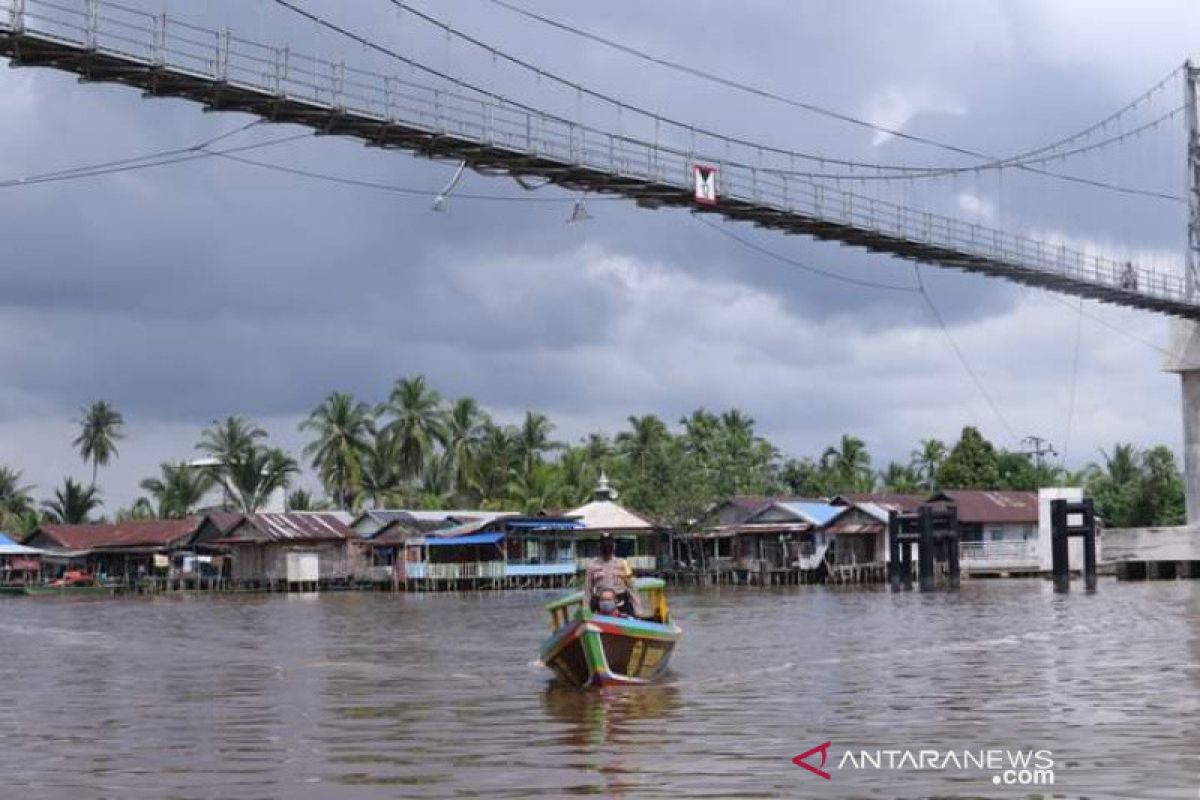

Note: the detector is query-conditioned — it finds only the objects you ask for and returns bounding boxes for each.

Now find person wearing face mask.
[594,588,624,617]
[584,531,645,617]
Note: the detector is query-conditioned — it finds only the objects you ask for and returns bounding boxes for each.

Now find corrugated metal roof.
[0,533,43,555]
[832,493,928,512]
[775,502,843,526]
[31,518,204,550]
[234,513,355,542]
[425,532,504,547]
[928,491,1038,524]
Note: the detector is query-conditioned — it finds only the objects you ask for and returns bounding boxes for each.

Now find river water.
[0,580,1197,799]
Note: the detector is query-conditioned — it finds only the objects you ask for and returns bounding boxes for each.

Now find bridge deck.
[1,0,1196,319]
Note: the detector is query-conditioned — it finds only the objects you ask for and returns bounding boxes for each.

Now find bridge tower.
[1167,60,1200,523]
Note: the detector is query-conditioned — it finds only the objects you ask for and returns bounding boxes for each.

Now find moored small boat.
[540,577,682,687]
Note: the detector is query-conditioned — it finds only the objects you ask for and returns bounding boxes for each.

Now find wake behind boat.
[540,577,682,687]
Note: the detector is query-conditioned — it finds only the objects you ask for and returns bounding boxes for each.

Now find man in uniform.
[584,531,644,617]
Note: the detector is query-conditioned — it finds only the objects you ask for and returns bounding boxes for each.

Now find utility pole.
[1020,436,1057,471]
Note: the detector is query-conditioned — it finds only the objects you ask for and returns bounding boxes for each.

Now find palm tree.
[42,477,102,524]
[138,462,214,518]
[617,415,670,473]
[300,391,375,510]
[879,461,922,493]
[444,397,487,496]
[515,411,561,477]
[212,445,298,514]
[418,452,455,509]
[382,376,446,481]
[286,488,330,512]
[361,430,405,508]
[911,439,947,490]
[506,462,564,515]
[197,416,268,464]
[1096,443,1140,484]
[556,446,598,507]
[73,401,124,485]
[820,434,874,493]
[472,422,519,506]
[0,466,34,519]
[117,498,156,521]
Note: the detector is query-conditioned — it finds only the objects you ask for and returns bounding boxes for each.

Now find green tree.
[936,426,1000,489]
[0,466,34,527]
[819,434,875,494]
[879,461,922,493]
[73,400,124,486]
[515,411,561,478]
[286,488,330,512]
[42,477,102,524]
[197,416,268,464]
[444,396,487,498]
[360,431,405,508]
[212,445,298,514]
[300,391,375,510]
[1086,444,1184,528]
[382,376,445,481]
[910,439,947,490]
[473,422,519,507]
[138,462,215,518]
[506,462,565,514]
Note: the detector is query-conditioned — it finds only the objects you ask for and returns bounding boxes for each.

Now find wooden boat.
[540,577,682,687]
[8,571,120,597]
[21,583,118,597]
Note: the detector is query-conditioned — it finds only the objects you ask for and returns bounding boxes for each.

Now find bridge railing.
[1,0,1189,308]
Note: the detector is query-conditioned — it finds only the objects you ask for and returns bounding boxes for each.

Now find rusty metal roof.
[231,513,356,542]
[927,490,1039,524]
[31,518,204,550]
[831,493,928,512]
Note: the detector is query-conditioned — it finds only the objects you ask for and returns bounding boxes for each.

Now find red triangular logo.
[792,741,832,780]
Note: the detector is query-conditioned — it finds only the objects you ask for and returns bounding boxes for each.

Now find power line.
[913,264,1019,444]
[483,0,1182,174]
[693,215,922,292]
[208,149,635,202]
[0,131,311,190]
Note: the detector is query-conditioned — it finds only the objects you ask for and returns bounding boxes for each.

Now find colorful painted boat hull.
[540,614,682,687]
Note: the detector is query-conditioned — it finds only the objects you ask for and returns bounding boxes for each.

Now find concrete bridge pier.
[1166,320,1200,523]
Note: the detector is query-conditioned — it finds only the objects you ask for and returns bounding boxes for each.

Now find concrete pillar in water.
[1164,320,1200,524]
[1174,63,1200,523]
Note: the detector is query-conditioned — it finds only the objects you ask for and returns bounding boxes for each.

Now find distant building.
[26,518,213,584]
[196,512,365,589]
[0,532,43,584]
[566,473,661,572]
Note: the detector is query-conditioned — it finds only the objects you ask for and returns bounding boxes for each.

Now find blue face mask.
[598,599,617,614]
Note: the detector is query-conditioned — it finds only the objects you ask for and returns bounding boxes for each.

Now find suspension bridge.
[6,0,1200,529]
[1,0,1197,319]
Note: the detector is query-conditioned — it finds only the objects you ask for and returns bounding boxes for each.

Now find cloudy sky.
[1,0,1198,510]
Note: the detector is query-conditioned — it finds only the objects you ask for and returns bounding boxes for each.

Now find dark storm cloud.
[0,0,1195,506]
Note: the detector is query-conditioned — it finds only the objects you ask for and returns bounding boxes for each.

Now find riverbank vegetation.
[0,376,1185,535]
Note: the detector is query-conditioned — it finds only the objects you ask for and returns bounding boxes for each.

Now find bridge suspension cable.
[366,0,1183,199]
[262,0,1171,199]
[484,0,1182,173]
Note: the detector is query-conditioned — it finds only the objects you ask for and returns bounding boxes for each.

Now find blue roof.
[776,502,843,526]
[425,532,505,547]
[505,519,583,530]
[0,532,42,555]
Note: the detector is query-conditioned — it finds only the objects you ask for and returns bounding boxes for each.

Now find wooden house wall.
[229,540,365,582]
